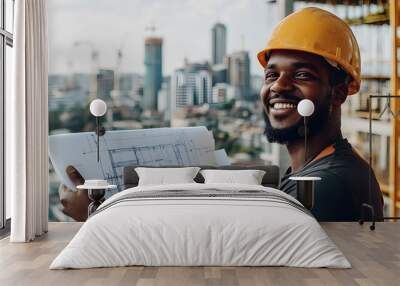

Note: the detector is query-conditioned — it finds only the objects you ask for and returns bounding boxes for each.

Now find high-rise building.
[211,23,227,65]
[227,51,250,99]
[185,62,212,106]
[196,70,212,105]
[212,63,228,85]
[129,74,144,103]
[157,77,171,119]
[144,37,163,110]
[97,69,114,101]
[171,61,212,110]
[251,75,264,96]
[212,83,235,103]
[171,69,192,109]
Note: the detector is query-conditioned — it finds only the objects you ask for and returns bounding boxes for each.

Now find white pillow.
[200,169,266,185]
[135,167,201,186]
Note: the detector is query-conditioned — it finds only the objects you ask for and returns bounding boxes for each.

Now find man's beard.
[263,101,331,144]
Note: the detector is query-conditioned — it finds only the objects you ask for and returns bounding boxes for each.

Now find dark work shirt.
[279,138,383,221]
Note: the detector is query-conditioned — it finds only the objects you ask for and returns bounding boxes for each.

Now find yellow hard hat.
[257,7,361,95]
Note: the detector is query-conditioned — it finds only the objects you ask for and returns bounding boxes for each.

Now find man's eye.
[265,72,279,81]
[295,71,315,79]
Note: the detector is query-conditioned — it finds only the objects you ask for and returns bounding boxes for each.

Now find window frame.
[0,0,14,231]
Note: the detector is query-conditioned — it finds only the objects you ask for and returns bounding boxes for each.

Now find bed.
[49,165,350,269]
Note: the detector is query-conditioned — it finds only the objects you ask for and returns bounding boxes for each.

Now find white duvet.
[50,183,351,269]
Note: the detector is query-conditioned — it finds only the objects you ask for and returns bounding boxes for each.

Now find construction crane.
[110,37,126,107]
[145,23,157,34]
[73,41,100,100]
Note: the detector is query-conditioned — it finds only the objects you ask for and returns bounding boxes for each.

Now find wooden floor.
[0,222,399,286]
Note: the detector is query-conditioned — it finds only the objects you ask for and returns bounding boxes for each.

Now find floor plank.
[0,222,399,286]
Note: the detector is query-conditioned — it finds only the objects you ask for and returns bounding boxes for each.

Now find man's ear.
[331,83,348,106]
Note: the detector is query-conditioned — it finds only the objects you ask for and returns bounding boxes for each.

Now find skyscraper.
[171,69,192,109]
[212,63,228,85]
[196,70,212,105]
[171,61,212,110]
[227,51,250,99]
[157,77,171,119]
[96,69,114,101]
[144,37,163,110]
[211,23,227,65]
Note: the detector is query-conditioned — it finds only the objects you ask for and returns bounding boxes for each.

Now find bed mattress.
[50,183,350,269]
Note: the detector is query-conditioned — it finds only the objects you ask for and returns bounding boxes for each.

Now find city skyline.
[48,0,279,76]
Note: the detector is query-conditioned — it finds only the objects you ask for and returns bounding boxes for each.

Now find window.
[0,0,14,230]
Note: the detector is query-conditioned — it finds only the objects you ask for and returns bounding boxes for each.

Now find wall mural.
[48,0,392,222]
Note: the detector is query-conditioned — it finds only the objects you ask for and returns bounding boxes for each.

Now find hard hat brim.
[257,47,360,95]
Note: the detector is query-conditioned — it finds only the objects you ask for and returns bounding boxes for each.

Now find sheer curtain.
[7,0,49,242]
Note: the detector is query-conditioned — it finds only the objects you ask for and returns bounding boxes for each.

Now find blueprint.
[214,149,231,166]
[49,127,219,195]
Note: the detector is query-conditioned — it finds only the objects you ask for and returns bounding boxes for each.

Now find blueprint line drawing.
[49,127,218,195]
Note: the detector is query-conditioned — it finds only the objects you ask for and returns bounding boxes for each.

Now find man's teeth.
[272,103,297,110]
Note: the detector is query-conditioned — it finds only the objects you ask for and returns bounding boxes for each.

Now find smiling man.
[257,7,383,221]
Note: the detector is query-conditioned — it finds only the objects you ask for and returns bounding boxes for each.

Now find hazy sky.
[48,0,281,76]
[48,0,391,77]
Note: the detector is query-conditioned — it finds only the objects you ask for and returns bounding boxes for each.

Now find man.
[257,7,383,221]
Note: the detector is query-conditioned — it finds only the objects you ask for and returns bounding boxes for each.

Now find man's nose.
[270,73,295,94]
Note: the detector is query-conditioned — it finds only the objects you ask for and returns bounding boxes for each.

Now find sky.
[48,0,391,77]
[48,0,281,76]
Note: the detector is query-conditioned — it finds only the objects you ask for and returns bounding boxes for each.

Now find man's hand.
[58,165,90,222]
[59,184,90,221]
